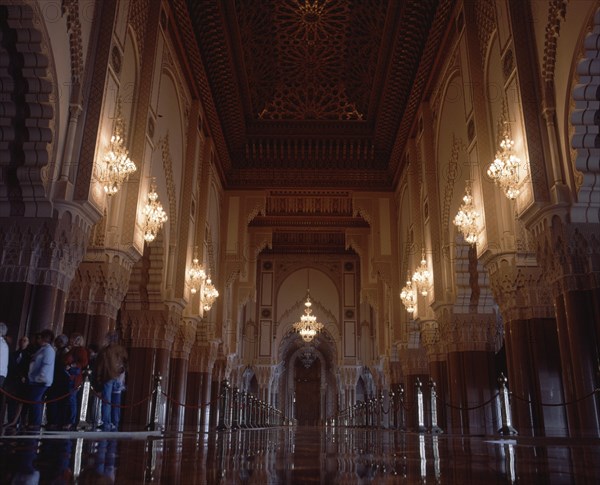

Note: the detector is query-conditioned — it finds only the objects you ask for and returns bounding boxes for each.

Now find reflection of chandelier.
[453,181,479,245]
[201,275,219,311]
[299,347,317,368]
[487,125,521,199]
[99,102,136,196]
[293,293,323,342]
[188,249,206,295]
[412,249,431,296]
[142,181,168,243]
[400,273,417,313]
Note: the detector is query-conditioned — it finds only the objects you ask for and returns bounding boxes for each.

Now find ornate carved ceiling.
[173,0,455,190]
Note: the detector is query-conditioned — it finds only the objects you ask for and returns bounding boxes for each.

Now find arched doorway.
[294,354,321,425]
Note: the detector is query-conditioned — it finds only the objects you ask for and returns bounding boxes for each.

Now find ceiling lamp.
[188,249,206,295]
[400,273,417,313]
[201,275,219,311]
[299,347,317,369]
[412,249,432,297]
[487,123,522,199]
[293,292,323,343]
[99,101,136,196]
[142,180,168,243]
[453,181,479,245]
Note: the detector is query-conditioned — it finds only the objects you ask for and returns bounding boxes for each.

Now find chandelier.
[293,293,324,343]
[412,249,432,296]
[299,347,317,369]
[400,273,417,313]
[142,181,168,243]
[453,181,479,245]
[201,275,219,311]
[99,101,136,196]
[188,249,206,295]
[487,124,522,199]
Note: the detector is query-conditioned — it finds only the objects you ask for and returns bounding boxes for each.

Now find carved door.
[294,357,321,426]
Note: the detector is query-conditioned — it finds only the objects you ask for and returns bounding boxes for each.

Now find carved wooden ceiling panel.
[174,0,455,190]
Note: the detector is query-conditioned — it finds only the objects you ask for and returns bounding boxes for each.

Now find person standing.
[63,333,89,429]
[0,322,9,426]
[27,329,55,431]
[95,332,127,431]
[5,336,33,430]
[0,322,9,387]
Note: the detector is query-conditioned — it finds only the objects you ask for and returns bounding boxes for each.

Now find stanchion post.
[216,379,230,431]
[231,387,240,430]
[415,378,427,433]
[428,379,443,434]
[497,373,518,436]
[76,368,93,431]
[398,384,406,431]
[389,389,396,429]
[146,373,164,432]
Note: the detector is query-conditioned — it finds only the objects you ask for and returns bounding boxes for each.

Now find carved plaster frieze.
[66,256,133,318]
[419,319,446,362]
[0,215,89,293]
[533,218,600,295]
[485,255,554,321]
[338,365,361,388]
[399,348,428,377]
[439,311,501,353]
[171,319,197,359]
[120,308,179,349]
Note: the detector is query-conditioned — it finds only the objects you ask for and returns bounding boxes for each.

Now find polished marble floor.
[1,426,600,484]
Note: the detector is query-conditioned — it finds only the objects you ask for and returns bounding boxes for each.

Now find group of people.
[0,324,128,433]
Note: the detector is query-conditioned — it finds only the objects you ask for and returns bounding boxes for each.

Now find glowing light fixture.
[412,249,432,297]
[201,275,219,311]
[99,101,137,196]
[188,248,206,295]
[453,181,480,245]
[487,123,522,199]
[400,273,417,313]
[142,180,168,243]
[293,292,324,342]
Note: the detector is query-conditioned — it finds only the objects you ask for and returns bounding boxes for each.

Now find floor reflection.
[1,427,600,483]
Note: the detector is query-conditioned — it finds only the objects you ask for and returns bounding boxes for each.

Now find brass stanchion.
[216,379,230,431]
[76,368,93,431]
[415,378,426,433]
[146,374,164,432]
[497,374,518,436]
[428,379,443,434]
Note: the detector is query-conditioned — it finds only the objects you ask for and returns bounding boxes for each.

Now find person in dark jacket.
[95,332,127,431]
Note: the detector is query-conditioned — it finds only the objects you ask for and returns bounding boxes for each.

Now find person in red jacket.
[63,333,89,429]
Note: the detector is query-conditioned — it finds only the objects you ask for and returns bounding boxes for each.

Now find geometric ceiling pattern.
[176,0,454,190]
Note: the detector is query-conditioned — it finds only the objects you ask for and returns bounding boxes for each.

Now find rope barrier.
[444,392,499,411]
[510,388,600,407]
[160,391,218,409]
[90,389,153,409]
[0,384,82,405]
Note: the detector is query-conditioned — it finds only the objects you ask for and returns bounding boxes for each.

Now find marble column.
[504,317,566,436]
[556,288,600,436]
[487,258,568,437]
[185,371,203,431]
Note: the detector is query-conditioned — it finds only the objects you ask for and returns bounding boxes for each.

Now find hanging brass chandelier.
[411,249,432,297]
[99,101,137,196]
[487,123,522,199]
[293,292,323,343]
[142,180,168,243]
[188,248,206,295]
[453,181,479,245]
[400,273,417,313]
[201,275,219,311]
